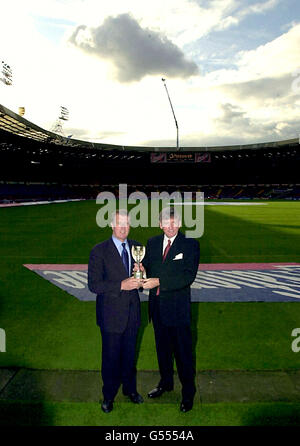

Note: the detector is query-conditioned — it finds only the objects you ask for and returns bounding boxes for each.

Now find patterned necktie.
[162,239,171,262]
[156,239,172,295]
[121,243,130,276]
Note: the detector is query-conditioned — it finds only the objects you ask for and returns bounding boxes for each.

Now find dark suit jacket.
[88,238,141,334]
[143,231,200,327]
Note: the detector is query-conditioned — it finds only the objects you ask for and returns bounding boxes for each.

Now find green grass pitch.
[0,199,299,372]
[1,199,300,426]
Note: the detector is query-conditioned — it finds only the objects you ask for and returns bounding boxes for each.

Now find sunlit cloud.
[0,0,299,146]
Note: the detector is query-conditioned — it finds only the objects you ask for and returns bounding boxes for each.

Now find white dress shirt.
[112,235,131,273]
[162,234,177,255]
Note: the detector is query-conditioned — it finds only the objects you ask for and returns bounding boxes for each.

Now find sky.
[0,0,300,147]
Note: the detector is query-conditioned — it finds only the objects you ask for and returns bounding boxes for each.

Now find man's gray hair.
[110,209,130,226]
[159,206,181,224]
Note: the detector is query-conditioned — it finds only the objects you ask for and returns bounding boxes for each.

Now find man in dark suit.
[142,207,200,412]
[88,209,144,413]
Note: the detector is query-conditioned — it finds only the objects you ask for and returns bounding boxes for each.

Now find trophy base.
[134,271,143,280]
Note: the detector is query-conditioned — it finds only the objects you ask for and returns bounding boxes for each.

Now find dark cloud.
[221,74,294,103]
[214,102,299,142]
[68,13,199,82]
[217,102,249,124]
[143,102,299,147]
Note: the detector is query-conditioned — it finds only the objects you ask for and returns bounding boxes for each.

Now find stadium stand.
[0,103,299,202]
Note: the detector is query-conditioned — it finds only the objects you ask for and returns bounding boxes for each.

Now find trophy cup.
[131,245,146,280]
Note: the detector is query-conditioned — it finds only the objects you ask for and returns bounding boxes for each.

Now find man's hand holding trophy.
[131,245,146,289]
[132,245,160,290]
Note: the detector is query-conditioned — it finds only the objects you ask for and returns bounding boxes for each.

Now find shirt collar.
[163,233,177,246]
[112,235,128,249]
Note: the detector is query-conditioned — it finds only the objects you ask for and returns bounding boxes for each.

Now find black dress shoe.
[148,386,172,398]
[101,399,113,413]
[127,392,144,404]
[180,399,193,413]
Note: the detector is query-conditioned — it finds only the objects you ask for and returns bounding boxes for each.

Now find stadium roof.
[0,103,298,152]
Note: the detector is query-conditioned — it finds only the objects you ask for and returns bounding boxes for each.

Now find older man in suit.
[88,209,143,413]
[142,207,200,413]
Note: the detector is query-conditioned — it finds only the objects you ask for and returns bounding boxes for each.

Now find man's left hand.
[142,278,160,289]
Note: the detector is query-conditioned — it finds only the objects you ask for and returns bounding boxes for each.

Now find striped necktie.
[162,239,171,262]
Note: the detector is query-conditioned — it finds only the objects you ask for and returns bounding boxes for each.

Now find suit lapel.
[157,234,164,265]
[163,231,183,263]
[128,240,136,275]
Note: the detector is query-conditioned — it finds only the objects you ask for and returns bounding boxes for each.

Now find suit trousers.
[152,298,196,401]
[100,302,139,401]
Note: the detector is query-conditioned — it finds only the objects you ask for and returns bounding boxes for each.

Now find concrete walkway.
[1,368,300,404]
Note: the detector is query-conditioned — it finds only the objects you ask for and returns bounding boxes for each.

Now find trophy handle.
[131,246,136,259]
[138,247,146,278]
[139,246,145,262]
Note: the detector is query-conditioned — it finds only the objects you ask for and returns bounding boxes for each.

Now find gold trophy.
[131,245,146,280]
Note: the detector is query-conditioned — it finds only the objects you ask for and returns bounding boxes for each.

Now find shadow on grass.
[0,401,52,426]
[199,205,300,263]
[242,403,300,426]
[0,365,53,426]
